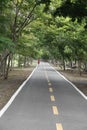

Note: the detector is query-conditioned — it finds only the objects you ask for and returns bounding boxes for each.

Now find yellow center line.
[45,71,48,80]
[56,123,63,130]
[44,70,50,83]
[52,106,58,115]
[49,87,53,92]
[47,79,50,83]
[48,82,52,86]
[50,95,55,101]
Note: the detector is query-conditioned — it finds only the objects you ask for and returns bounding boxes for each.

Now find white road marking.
[50,64,87,100]
[0,66,38,118]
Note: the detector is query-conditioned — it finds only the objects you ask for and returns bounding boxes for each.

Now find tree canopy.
[0,0,87,78]
[53,0,87,22]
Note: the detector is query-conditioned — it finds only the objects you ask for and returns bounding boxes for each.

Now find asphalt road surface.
[0,62,87,130]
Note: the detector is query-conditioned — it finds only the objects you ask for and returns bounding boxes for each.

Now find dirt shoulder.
[0,66,35,110]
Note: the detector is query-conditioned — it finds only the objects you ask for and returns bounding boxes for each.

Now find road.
[0,62,87,130]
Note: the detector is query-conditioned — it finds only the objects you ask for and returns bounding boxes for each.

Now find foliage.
[16,32,39,58]
[0,35,15,52]
[0,0,87,78]
[53,0,87,22]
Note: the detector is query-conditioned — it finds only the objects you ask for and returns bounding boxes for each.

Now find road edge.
[50,64,87,100]
[0,65,38,118]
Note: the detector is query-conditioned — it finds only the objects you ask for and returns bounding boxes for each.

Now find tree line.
[0,0,87,79]
[0,0,50,79]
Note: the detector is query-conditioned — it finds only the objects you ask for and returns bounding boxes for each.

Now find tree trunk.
[0,57,7,78]
[18,55,21,67]
[0,48,14,79]
[24,56,27,67]
[30,57,33,65]
[78,60,82,76]
[0,50,10,79]
[10,58,13,71]
[63,57,66,71]
[84,62,87,72]
[70,60,73,68]
[4,55,11,79]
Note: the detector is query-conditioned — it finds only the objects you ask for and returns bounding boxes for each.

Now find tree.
[0,0,51,79]
[53,0,87,22]
[0,35,15,78]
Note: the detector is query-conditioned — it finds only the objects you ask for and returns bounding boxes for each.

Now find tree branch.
[18,16,37,35]
[16,3,37,34]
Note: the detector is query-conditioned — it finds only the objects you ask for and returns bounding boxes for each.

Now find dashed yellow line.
[50,95,55,101]
[48,82,52,86]
[47,79,50,83]
[56,123,63,130]
[52,106,58,115]
[44,70,51,84]
[44,69,49,79]
[49,87,53,92]
[45,67,63,130]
